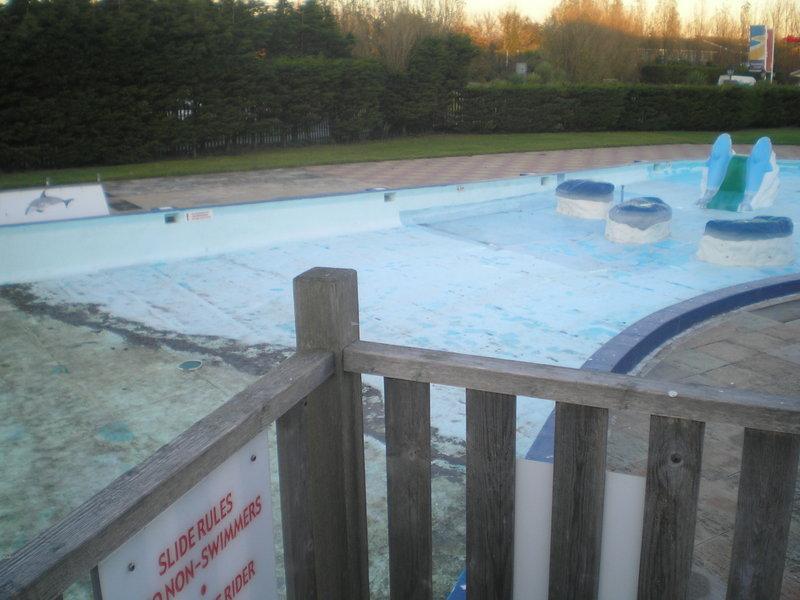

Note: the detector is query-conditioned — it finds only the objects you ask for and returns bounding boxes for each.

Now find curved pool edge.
[525,270,800,462]
[448,274,800,600]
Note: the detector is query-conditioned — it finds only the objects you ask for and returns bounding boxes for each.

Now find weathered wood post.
[638,416,705,599]
[385,378,433,600]
[726,428,800,600]
[549,403,608,599]
[277,267,369,600]
[466,389,516,599]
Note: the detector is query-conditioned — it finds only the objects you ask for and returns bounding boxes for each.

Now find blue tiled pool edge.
[450,271,800,600]
[527,270,800,463]
[582,271,800,375]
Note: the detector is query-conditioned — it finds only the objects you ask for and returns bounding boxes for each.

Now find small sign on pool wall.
[98,431,277,600]
[187,209,213,222]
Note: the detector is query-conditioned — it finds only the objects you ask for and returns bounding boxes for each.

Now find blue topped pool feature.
[704,215,793,240]
[555,179,615,219]
[605,197,672,244]
[698,216,794,266]
[699,134,780,212]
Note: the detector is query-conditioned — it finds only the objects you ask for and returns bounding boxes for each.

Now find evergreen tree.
[388,33,477,132]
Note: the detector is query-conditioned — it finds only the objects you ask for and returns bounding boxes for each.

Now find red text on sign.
[214,560,256,600]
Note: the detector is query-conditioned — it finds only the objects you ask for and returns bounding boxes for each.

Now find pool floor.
[2,161,800,597]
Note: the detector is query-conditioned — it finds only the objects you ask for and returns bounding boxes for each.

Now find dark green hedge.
[640,64,724,85]
[0,0,479,170]
[0,0,388,170]
[450,85,800,133]
[0,57,386,170]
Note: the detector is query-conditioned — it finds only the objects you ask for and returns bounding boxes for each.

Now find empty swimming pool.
[2,158,800,597]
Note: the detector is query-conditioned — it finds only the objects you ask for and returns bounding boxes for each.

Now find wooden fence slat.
[343,341,800,434]
[549,403,608,600]
[726,428,800,600]
[384,378,432,600]
[278,267,369,600]
[466,389,516,600]
[637,416,705,600]
[277,402,318,600]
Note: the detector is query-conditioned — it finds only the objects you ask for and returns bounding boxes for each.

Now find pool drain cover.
[179,360,203,371]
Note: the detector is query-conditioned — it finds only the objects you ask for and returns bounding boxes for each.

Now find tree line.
[0,0,475,169]
[2,0,799,171]
[459,0,800,84]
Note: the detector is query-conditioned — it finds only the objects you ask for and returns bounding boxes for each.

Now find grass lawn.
[2,129,799,190]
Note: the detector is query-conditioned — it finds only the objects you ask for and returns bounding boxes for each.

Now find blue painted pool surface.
[3,159,800,598]
[11,160,800,452]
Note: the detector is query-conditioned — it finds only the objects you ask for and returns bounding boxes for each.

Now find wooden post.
[466,389,516,599]
[277,267,369,600]
[637,416,705,600]
[277,402,318,599]
[549,403,608,600]
[726,428,800,600]
[385,378,432,600]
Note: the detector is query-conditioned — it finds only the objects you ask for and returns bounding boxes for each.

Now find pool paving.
[105,143,800,211]
[612,295,800,599]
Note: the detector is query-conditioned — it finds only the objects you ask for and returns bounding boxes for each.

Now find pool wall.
[0,162,673,285]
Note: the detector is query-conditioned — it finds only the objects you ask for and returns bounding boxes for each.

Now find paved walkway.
[105,143,800,211]
[609,295,800,599]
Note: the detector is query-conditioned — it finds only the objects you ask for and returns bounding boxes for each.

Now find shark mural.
[24,190,74,214]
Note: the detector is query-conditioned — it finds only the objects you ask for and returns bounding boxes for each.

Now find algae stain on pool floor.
[0,292,468,600]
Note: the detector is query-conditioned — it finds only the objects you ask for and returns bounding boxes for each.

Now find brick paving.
[105,143,800,211]
[610,296,800,599]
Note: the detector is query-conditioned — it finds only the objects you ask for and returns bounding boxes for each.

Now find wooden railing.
[1,266,798,600]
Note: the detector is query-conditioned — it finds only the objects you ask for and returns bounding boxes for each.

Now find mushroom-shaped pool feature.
[605,197,672,244]
[556,179,615,219]
[697,216,794,266]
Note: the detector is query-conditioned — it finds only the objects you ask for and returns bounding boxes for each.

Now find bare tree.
[462,11,500,48]
[686,0,709,39]
[542,0,643,82]
[739,1,752,41]
[649,0,681,57]
[497,8,540,66]
[330,0,465,71]
[711,6,739,39]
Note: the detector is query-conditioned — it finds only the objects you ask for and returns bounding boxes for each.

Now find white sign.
[0,184,109,225]
[187,209,213,222]
[98,431,278,600]
[513,459,646,599]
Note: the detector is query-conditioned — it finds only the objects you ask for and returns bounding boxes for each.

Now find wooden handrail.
[344,339,800,598]
[343,340,800,434]
[0,350,335,600]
